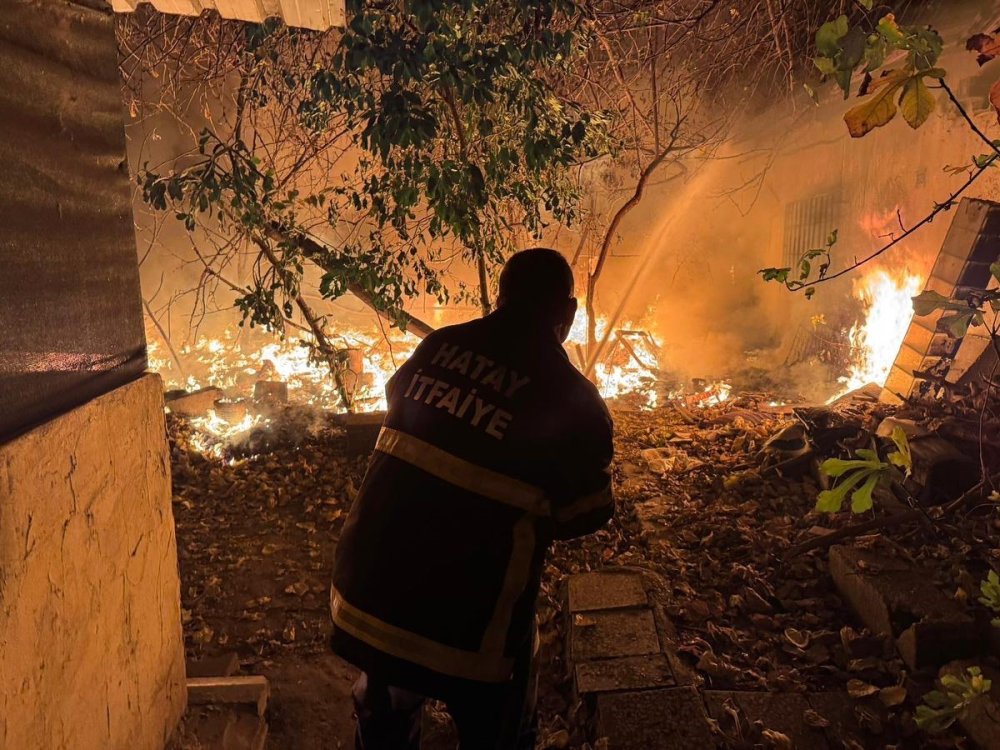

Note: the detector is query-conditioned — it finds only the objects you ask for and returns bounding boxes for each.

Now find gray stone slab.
[575,653,676,695]
[705,691,830,750]
[568,571,647,613]
[596,687,714,750]
[571,609,660,661]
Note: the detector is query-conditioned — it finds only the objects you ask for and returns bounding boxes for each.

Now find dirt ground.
[170,397,998,748]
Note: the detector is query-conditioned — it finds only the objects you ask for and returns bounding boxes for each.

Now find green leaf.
[816,15,849,57]
[760,267,791,284]
[888,426,912,476]
[820,457,879,477]
[899,76,935,128]
[851,472,880,513]
[855,448,880,462]
[990,263,1000,284]
[814,56,837,75]
[816,468,870,513]
[940,312,975,338]
[877,14,905,46]
[863,37,887,72]
[912,289,951,316]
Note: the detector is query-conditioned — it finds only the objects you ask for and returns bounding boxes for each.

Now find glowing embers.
[835,268,923,399]
[185,409,268,459]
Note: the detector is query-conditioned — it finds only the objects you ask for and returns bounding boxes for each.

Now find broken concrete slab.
[166,386,224,416]
[705,691,831,750]
[829,545,978,670]
[187,675,270,716]
[570,609,660,661]
[575,653,676,695]
[567,571,647,613]
[596,687,714,750]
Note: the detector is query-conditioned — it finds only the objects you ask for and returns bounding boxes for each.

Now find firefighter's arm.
[551,398,615,540]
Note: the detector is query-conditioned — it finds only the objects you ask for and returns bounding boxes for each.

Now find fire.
[185,409,267,459]
[837,268,923,396]
[149,327,419,414]
[152,301,726,457]
[564,304,663,409]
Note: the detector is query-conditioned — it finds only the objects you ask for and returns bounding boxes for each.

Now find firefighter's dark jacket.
[329,308,615,697]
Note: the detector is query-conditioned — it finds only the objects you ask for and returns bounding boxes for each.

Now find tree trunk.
[477,252,491,316]
[264,225,436,339]
[584,143,677,376]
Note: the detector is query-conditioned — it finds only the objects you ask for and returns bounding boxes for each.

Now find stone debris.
[829,545,979,670]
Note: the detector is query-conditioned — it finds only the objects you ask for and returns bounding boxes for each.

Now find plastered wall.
[0,374,185,749]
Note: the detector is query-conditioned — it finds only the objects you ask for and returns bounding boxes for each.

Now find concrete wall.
[0,374,186,749]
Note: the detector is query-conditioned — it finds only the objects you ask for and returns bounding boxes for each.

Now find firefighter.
[330,247,615,749]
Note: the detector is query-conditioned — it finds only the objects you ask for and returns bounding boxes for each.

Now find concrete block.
[829,546,977,670]
[575,653,675,695]
[568,571,647,612]
[571,609,660,661]
[167,386,225,415]
[0,374,186,749]
[596,687,714,750]
[187,676,270,717]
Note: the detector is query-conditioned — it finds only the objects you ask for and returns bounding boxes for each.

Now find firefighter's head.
[497,248,577,342]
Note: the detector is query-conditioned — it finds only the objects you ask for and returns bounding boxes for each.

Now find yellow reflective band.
[376,427,551,516]
[480,515,536,656]
[330,588,514,683]
[554,481,613,523]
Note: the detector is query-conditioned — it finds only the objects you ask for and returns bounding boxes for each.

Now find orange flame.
[835,268,923,398]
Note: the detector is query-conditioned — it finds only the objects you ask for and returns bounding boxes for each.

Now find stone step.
[596,687,714,750]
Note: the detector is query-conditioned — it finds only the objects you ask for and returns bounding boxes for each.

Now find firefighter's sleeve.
[550,395,615,540]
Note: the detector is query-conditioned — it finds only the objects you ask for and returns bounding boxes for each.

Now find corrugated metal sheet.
[110,0,345,30]
[0,0,147,442]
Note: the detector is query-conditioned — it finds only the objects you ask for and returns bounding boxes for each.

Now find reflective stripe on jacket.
[329,309,614,697]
